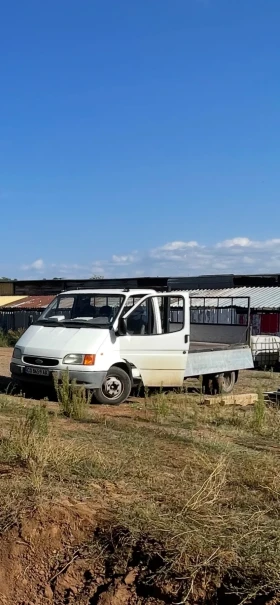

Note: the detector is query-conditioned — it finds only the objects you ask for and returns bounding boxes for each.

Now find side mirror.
[117,317,127,336]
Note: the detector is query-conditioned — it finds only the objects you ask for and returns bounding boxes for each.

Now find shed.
[189,287,280,335]
[0,296,27,308]
[0,296,55,332]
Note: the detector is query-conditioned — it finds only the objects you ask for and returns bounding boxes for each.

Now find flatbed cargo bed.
[185,343,253,377]
[189,342,249,353]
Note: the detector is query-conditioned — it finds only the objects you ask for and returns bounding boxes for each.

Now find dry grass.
[236,368,280,393]
[54,370,91,421]
[0,376,280,600]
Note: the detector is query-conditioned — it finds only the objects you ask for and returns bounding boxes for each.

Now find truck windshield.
[38,294,125,327]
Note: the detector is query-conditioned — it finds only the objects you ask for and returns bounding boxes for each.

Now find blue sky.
[1,0,280,279]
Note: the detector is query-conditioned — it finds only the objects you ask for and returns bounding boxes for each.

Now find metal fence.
[0,310,42,332]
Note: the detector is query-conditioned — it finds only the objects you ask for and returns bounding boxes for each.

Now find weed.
[0,401,104,492]
[54,371,90,421]
[198,375,204,404]
[209,402,225,426]
[181,455,227,514]
[0,403,51,491]
[7,329,25,346]
[0,394,14,412]
[0,330,8,347]
[0,328,24,347]
[146,391,170,423]
[25,403,49,436]
[252,388,266,432]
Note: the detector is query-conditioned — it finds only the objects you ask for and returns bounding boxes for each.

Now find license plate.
[25,367,50,377]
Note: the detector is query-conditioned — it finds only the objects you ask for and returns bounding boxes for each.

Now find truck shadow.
[0,375,200,405]
[0,374,57,402]
[0,375,14,393]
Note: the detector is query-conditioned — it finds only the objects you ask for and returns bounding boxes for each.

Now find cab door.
[119,293,190,387]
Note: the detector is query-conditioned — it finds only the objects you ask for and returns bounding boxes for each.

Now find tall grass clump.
[54,370,90,421]
[0,402,104,492]
[252,388,266,433]
[0,403,51,491]
[145,388,170,424]
[0,328,24,347]
[0,330,8,347]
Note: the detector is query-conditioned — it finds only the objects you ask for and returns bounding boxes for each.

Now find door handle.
[184,335,189,344]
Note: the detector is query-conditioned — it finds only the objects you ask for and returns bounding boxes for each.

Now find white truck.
[10,288,254,404]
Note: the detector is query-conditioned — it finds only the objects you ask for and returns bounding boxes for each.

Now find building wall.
[251,312,280,335]
[0,282,14,296]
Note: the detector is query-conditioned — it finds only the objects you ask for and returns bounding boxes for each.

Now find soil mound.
[0,499,278,605]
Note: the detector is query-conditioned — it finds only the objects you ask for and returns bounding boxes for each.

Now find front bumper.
[10,362,106,389]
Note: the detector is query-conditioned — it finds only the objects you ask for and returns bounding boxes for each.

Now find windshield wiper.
[62,320,109,328]
[35,319,66,327]
[35,318,110,329]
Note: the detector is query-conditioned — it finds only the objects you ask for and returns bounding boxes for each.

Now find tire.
[202,375,216,395]
[214,371,236,394]
[94,367,132,405]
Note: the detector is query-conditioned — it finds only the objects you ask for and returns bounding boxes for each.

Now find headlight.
[63,354,84,365]
[13,347,22,360]
[62,354,95,366]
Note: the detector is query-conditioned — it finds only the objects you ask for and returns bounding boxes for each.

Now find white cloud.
[217,237,252,248]
[160,241,199,251]
[217,238,280,250]
[32,259,44,270]
[112,254,135,265]
[16,237,280,279]
[146,237,280,275]
[22,259,45,271]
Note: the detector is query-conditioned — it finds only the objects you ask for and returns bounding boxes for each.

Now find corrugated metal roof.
[1,296,55,310]
[2,288,280,311]
[0,296,27,308]
[189,287,280,310]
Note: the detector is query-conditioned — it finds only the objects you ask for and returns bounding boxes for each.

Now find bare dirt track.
[0,348,10,383]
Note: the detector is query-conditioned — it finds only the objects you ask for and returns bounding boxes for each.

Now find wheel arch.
[109,361,133,381]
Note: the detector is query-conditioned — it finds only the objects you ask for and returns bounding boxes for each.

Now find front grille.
[23,356,59,367]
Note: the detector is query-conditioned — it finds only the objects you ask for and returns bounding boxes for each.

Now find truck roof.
[61,288,157,296]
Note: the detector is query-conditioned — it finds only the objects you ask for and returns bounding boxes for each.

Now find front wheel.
[94,367,132,405]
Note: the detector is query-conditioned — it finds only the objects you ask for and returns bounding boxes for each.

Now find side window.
[123,296,143,315]
[159,296,184,333]
[125,298,155,335]
[127,300,148,335]
[124,296,184,336]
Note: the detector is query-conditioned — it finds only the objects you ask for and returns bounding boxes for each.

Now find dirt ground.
[1,347,280,604]
[0,348,10,379]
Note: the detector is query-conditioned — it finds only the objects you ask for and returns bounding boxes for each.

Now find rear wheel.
[214,371,236,394]
[94,367,132,405]
[202,375,215,395]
